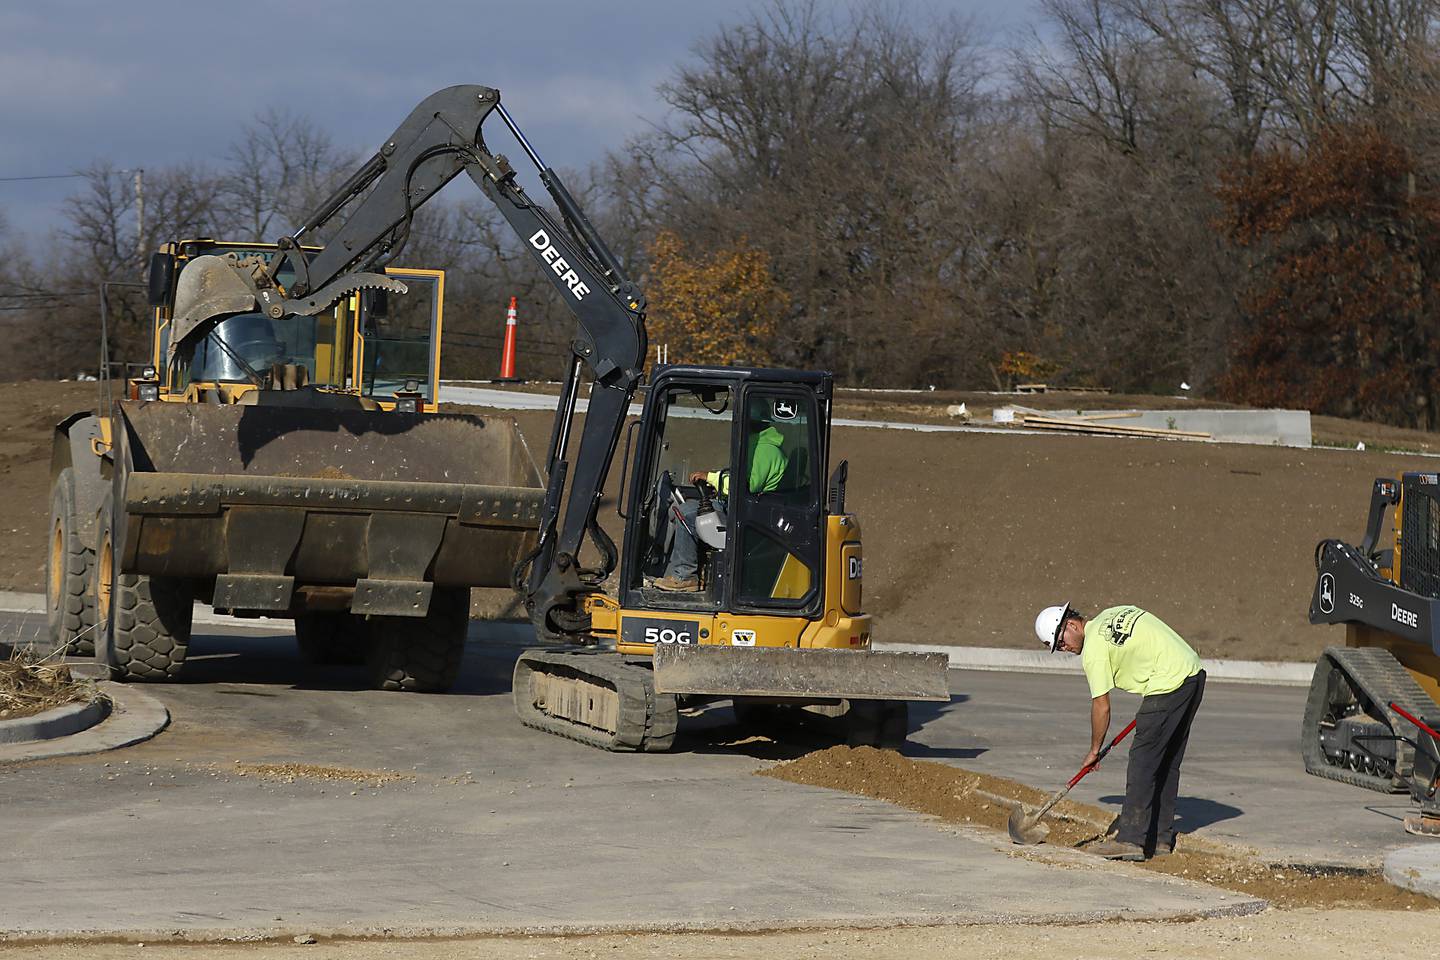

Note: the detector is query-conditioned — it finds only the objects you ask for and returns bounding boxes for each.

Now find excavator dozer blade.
[651,645,950,702]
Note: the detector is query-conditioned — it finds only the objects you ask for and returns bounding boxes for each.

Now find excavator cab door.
[727,383,824,616]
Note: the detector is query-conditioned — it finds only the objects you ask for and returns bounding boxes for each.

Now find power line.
[0,173,86,183]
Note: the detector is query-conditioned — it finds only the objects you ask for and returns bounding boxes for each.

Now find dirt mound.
[1,380,1435,662]
[760,743,1105,847]
[761,746,1437,910]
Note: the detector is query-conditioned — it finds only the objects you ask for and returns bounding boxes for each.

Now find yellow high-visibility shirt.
[1081,605,1201,699]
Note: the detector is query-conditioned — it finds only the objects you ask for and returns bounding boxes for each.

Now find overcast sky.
[0,0,1040,239]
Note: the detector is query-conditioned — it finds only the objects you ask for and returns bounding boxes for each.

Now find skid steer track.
[513,648,678,752]
[1301,645,1435,792]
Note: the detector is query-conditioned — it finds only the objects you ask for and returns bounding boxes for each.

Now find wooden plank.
[1017,414,1210,440]
[1026,417,1211,439]
[1072,411,1142,422]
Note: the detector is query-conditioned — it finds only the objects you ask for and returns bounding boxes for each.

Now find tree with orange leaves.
[1216,125,1440,428]
[643,230,787,369]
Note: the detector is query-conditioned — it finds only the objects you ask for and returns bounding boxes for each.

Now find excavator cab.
[512,364,948,752]
[622,366,826,624]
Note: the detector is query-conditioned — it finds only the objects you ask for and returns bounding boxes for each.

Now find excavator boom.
[167,85,647,636]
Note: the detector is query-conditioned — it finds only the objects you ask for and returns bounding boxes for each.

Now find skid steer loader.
[1305,474,1440,835]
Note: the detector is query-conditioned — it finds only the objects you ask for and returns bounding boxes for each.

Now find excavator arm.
[169,84,647,637]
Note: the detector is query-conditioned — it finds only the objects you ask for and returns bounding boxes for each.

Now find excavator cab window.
[729,387,823,611]
[628,383,736,606]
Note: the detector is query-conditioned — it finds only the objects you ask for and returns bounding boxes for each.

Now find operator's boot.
[1087,839,1146,861]
[653,575,700,592]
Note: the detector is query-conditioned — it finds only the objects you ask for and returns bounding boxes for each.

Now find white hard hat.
[1034,602,1073,652]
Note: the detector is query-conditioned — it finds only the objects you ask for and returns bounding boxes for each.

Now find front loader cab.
[144,240,445,412]
[621,366,830,624]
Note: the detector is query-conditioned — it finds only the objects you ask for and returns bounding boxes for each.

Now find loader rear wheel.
[844,700,910,751]
[364,587,469,692]
[94,504,194,682]
[46,469,95,656]
[295,613,367,666]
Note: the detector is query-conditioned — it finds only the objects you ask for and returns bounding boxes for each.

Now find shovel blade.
[1007,804,1050,845]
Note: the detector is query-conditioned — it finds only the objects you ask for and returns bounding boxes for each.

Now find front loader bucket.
[110,399,544,614]
[651,645,950,702]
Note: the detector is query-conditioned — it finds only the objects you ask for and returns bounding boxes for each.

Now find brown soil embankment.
[1,380,1432,661]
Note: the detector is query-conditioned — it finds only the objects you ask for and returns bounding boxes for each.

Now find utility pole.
[133,168,145,270]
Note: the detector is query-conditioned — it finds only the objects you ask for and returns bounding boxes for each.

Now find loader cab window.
[189,314,320,384]
[731,389,822,610]
[360,271,440,405]
[176,250,347,390]
[631,384,735,603]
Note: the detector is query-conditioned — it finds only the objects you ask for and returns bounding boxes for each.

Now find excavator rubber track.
[1300,645,1436,793]
[512,647,678,752]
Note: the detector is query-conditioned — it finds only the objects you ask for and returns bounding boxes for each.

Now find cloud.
[0,51,135,111]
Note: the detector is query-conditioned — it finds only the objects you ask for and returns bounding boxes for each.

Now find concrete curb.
[0,696,108,743]
[0,682,168,764]
[0,590,1315,685]
[0,895,1268,944]
[1383,844,1440,900]
[874,642,1315,686]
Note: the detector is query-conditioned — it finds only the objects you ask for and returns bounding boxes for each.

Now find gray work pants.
[664,500,701,579]
[1114,670,1206,853]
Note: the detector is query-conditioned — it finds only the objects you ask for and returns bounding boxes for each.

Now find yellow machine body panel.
[609,513,871,656]
[1347,623,1440,705]
[1346,486,1440,701]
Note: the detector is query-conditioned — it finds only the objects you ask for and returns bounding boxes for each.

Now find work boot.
[1149,837,1177,858]
[653,575,700,592]
[1087,839,1146,861]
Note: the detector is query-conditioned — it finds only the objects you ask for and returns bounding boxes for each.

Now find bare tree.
[217,110,357,240]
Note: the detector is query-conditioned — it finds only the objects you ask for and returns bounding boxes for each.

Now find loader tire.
[295,612,367,666]
[94,503,194,681]
[844,700,910,751]
[46,469,96,656]
[364,587,469,692]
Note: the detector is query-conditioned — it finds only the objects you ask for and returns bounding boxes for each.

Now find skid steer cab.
[512,365,949,752]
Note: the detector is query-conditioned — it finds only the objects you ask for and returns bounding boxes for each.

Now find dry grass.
[0,628,100,722]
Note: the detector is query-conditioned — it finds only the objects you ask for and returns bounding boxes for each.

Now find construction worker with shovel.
[1033,603,1205,861]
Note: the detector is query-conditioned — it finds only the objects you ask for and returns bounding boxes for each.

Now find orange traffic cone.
[498,296,519,381]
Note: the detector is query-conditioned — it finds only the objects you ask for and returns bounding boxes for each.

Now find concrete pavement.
[0,616,1267,940]
[1,602,1428,940]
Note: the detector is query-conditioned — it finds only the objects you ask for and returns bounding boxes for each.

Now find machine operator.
[653,402,790,592]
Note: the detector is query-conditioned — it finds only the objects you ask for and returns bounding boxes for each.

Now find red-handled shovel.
[1007,719,1138,845]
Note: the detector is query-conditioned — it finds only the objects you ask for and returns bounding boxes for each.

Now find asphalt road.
[0,611,1414,939]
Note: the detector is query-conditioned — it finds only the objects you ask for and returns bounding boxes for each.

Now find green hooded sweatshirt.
[707,426,788,495]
